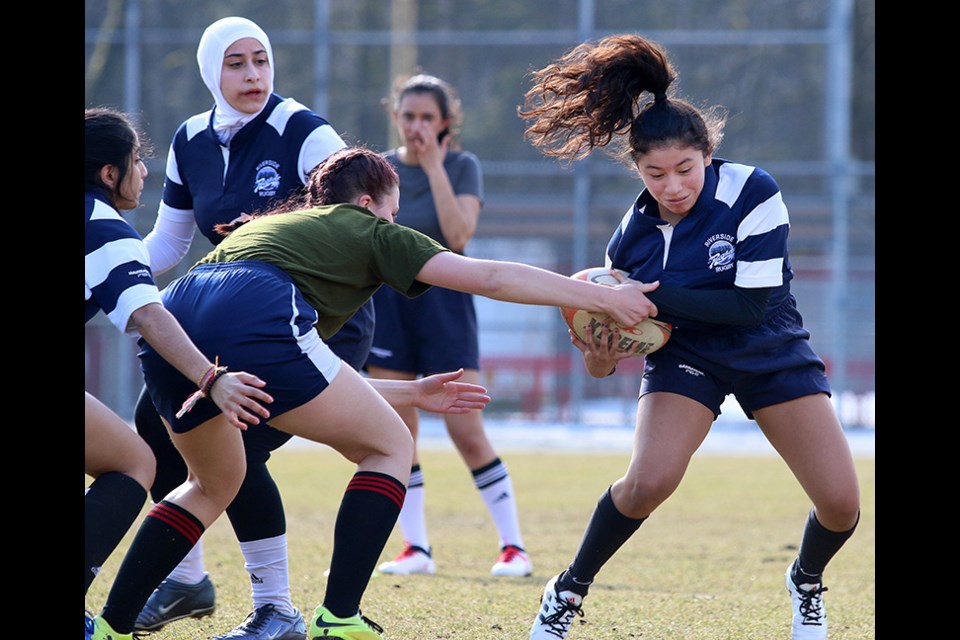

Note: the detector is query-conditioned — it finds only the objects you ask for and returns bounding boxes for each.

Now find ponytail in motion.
[518,34,725,165]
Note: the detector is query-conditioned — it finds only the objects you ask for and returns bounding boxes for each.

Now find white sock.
[397,466,430,551]
[240,534,295,615]
[474,459,525,550]
[167,538,207,584]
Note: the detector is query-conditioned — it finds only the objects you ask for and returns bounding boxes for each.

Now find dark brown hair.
[84,107,152,201]
[215,147,399,235]
[518,34,725,166]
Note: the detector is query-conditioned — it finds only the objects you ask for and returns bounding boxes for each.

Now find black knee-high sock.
[227,459,286,542]
[85,472,147,594]
[101,500,205,633]
[323,471,406,618]
[792,508,860,583]
[564,487,646,596]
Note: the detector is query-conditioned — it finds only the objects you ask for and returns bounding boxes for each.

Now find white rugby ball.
[559,267,672,357]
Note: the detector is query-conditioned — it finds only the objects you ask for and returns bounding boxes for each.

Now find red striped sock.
[101,500,205,633]
[324,472,406,617]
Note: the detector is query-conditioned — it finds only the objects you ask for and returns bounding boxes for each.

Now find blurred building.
[84,0,875,425]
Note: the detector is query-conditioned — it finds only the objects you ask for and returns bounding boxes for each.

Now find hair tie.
[654,92,667,103]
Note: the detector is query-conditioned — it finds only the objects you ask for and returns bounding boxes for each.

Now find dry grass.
[86,447,875,639]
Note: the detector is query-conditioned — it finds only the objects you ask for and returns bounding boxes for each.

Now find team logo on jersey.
[705,234,735,272]
[254,160,281,197]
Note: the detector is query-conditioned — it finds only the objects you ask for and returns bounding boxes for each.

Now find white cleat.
[785,563,828,640]
[491,545,533,577]
[530,573,584,639]
[377,542,436,575]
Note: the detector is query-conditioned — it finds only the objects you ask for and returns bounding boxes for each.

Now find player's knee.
[814,492,860,531]
[194,462,246,510]
[123,439,157,492]
[615,473,680,516]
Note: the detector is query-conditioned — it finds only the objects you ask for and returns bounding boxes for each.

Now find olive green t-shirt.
[195,203,448,338]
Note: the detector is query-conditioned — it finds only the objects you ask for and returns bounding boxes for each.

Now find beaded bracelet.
[176,357,229,419]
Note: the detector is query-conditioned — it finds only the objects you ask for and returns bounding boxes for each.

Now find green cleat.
[307,605,384,639]
[85,614,133,640]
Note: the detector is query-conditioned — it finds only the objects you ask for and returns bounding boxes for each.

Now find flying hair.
[518,34,725,165]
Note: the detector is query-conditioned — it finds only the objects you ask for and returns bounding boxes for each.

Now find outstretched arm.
[415,251,659,328]
[367,369,491,414]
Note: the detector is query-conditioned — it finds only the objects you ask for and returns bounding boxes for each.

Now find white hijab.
[197,17,275,145]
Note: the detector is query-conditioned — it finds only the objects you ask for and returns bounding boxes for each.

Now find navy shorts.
[639,348,831,420]
[138,261,342,434]
[239,297,375,454]
[365,284,479,375]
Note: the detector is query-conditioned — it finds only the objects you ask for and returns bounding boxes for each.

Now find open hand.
[208,371,273,430]
[414,368,491,414]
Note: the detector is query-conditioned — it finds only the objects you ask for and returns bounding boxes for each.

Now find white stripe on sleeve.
[735,257,784,288]
[108,285,163,336]
[85,237,153,290]
[737,191,790,241]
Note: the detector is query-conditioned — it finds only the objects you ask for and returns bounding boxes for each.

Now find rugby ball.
[560,267,672,357]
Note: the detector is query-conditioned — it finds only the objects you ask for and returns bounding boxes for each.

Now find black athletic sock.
[792,507,860,583]
[227,459,286,542]
[101,500,205,633]
[323,471,406,618]
[84,472,147,594]
[563,487,646,596]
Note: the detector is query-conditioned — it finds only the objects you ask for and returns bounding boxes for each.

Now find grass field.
[86,447,875,639]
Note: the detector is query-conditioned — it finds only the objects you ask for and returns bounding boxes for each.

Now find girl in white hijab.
[196,16,275,145]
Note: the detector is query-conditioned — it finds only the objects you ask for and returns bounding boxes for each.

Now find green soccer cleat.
[85,614,133,640]
[308,605,384,639]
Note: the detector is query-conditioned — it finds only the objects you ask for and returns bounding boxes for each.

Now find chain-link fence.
[85,0,875,425]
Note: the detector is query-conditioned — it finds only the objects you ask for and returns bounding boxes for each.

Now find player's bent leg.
[270,367,413,639]
[269,365,414,480]
[164,416,249,525]
[85,392,156,490]
[753,394,860,529]
[612,392,714,518]
[85,393,154,594]
[133,416,246,631]
[755,393,861,640]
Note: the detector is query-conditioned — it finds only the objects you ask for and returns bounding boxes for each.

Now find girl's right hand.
[208,372,273,430]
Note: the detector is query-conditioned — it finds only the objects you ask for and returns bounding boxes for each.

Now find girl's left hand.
[570,325,641,378]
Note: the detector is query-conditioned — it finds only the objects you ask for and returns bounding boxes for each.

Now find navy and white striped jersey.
[606,158,793,332]
[161,93,346,245]
[84,192,161,336]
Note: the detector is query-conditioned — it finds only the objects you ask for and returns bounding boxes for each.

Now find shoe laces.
[397,542,429,560]
[796,584,828,625]
[538,593,584,637]
[238,604,277,632]
[497,545,526,563]
[358,610,384,633]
